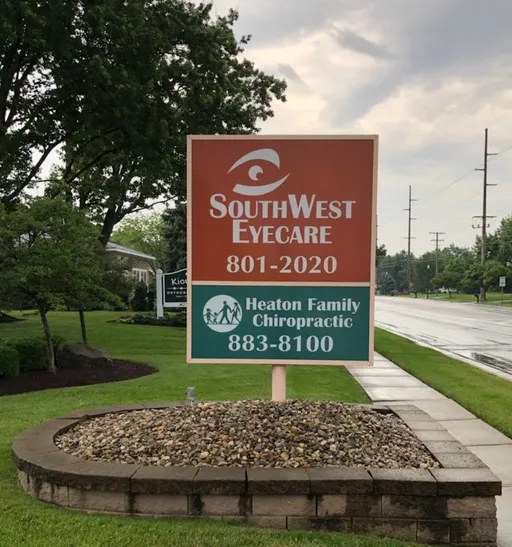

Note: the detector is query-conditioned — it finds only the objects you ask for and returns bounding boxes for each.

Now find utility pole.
[404,185,417,293]
[429,232,446,275]
[472,128,497,302]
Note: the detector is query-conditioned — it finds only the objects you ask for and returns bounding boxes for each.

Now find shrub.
[115,311,186,327]
[21,310,39,317]
[7,338,48,372]
[168,311,186,328]
[0,343,20,378]
[131,283,149,311]
[147,283,156,311]
[102,259,135,308]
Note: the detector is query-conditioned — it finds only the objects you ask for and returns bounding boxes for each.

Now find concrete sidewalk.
[348,354,512,547]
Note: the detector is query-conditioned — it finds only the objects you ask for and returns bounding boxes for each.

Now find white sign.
[499,276,506,288]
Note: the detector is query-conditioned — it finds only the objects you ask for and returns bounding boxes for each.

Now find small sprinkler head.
[186,386,195,405]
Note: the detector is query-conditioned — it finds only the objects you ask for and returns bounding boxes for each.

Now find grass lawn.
[375,328,512,439]
[0,312,412,547]
[401,292,512,305]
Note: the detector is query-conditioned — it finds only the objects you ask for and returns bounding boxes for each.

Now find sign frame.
[186,134,378,367]
[163,268,187,309]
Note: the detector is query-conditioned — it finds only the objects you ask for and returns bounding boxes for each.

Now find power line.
[421,141,512,204]
[377,256,447,268]
[429,232,446,275]
[472,128,497,301]
[378,141,512,232]
[403,185,417,293]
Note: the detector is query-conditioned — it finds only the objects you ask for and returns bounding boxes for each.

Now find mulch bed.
[0,359,157,397]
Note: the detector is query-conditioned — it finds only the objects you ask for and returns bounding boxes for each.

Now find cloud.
[331,28,393,60]
[178,1,512,253]
[225,0,362,47]
[277,64,305,85]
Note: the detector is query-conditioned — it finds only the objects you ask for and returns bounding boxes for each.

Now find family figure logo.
[203,295,243,333]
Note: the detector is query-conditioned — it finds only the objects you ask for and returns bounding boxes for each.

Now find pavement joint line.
[467,444,512,448]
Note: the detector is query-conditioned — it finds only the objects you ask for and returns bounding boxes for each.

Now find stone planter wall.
[12,403,502,545]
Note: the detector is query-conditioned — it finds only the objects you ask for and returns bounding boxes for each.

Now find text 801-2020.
[226,255,337,275]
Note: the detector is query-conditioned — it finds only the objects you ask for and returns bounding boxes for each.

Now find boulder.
[0,312,22,323]
[56,342,113,369]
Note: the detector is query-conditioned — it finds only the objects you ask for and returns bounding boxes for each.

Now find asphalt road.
[376,296,512,377]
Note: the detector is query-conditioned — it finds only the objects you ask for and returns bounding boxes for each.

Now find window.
[132,268,149,284]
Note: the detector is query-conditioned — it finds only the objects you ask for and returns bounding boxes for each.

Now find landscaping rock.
[56,401,439,470]
[56,342,113,369]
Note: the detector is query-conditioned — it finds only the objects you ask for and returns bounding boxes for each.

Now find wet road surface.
[376,296,512,378]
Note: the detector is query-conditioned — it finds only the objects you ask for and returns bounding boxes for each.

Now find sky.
[35,0,512,255]
[205,0,512,255]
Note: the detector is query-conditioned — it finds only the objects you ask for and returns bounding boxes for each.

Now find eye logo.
[228,149,290,196]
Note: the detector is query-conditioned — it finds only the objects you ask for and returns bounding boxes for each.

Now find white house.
[105,242,156,285]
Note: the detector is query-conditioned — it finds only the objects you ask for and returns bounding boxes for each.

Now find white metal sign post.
[156,269,164,318]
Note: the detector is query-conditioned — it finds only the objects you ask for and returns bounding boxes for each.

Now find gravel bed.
[55,401,439,469]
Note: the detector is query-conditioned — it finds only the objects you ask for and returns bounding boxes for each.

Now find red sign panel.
[189,136,377,284]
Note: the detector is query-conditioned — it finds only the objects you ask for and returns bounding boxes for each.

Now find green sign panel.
[190,285,370,362]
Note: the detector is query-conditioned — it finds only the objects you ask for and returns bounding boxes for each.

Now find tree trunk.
[38,305,56,373]
[79,310,88,345]
[100,208,119,247]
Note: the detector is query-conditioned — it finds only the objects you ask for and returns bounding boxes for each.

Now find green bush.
[21,310,39,317]
[116,311,186,328]
[0,336,67,374]
[131,282,149,311]
[168,311,186,328]
[7,338,48,372]
[0,343,20,378]
[147,283,156,311]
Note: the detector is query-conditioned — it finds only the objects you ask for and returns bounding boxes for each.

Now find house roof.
[106,242,156,262]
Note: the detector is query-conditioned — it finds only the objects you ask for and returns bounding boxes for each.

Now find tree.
[111,213,166,269]
[432,270,461,297]
[443,254,475,278]
[0,197,104,371]
[412,252,436,294]
[491,216,512,265]
[1,1,73,202]
[55,2,286,245]
[460,264,484,295]
[2,1,286,238]
[1,1,146,203]
[100,257,135,310]
[163,203,187,272]
[377,251,409,293]
[376,244,387,266]
[64,277,125,344]
[483,260,511,291]
[377,271,395,295]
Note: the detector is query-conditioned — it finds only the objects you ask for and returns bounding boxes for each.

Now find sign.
[163,268,187,308]
[187,135,378,366]
[500,276,507,288]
